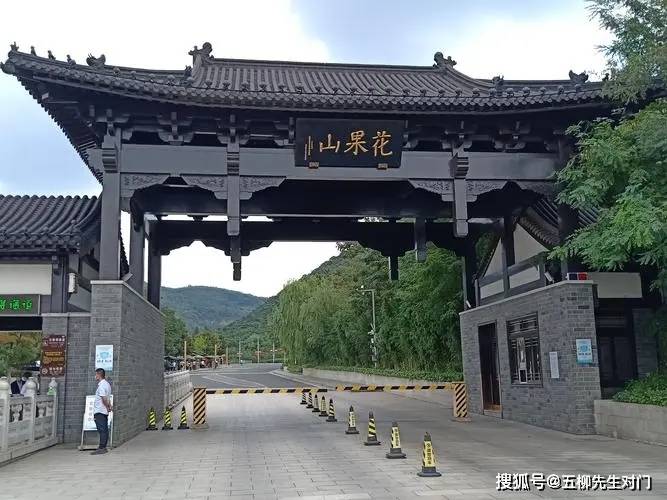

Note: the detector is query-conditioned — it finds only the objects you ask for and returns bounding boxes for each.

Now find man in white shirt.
[91,368,112,455]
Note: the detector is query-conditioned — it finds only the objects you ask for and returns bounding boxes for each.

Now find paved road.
[189,363,308,389]
[1,371,666,499]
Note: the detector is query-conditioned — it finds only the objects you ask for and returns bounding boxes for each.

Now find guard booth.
[3,41,654,439]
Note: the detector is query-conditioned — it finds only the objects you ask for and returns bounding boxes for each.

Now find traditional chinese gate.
[2,42,614,443]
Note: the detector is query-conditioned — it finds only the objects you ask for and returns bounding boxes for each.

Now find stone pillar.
[128,213,145,294]
[90,281,164,446]
[99,133,122,280]
[0,377,9,453]
[147,223,161,308]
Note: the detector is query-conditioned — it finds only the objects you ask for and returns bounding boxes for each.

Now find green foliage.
[613,372,667,406]
[555,1,667,370]
[0,332,41,378]
[160,286,265,330]
[587,0,666,101]
[164,308,188,356]
[555,99,667,287]
[313,365,462,383]
[267,242,463,374]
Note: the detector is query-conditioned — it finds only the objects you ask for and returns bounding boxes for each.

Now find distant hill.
[221,252,344,339]
[160,286,266,330]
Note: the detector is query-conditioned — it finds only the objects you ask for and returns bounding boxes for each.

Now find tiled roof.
[1,44,606,113]
[520,198,598,248]
[0,195,100,252]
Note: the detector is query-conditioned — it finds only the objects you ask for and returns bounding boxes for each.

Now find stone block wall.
[90,281,164,446]
[42,313,91,444]
[595,400,667,445]
[460,281,601,434]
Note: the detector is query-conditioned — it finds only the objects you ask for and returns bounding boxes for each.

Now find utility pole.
[257,337,260,364]
[226,345,229,366]
[183,340,187,371]
[238,339,242,364]
[214,343,218,369]
[272,341,276,363]
[359,286,378,368]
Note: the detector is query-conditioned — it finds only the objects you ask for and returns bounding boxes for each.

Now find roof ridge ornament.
[492,76,504,90]
[48,50,55,60]
[10,42,18,52]
[568,70,589,85]
[433,52,456,69]
[189,42,214,67]
[86,53,106,68]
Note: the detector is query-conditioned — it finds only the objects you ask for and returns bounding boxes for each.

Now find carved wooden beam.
[449,152,470,238]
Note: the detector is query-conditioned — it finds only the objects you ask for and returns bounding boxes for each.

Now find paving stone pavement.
[0,381,666,499]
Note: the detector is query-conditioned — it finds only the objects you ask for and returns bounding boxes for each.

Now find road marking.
[201,374,265,388]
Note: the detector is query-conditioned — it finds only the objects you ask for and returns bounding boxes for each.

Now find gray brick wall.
[633,308,658,377]
[460,282,601,434]
[42,313,91,444]
[89,281,164,446]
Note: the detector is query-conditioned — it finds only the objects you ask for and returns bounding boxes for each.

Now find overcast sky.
[0,0,610,297]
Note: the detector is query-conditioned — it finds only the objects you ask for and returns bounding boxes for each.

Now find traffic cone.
[417,432,442,477]
[178,406,189,430]
[306,392,313,409]
[312,394,320,412]
[326,398,337,422]
[386,421,406,459]
[146,407,157,431]
[345,406,359,434]
[364,411,381,446]
[162,407,173,431]
[300,393,307,405]
[319,393,328,417]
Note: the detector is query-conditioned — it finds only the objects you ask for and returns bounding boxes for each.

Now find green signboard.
[0,295,40,315]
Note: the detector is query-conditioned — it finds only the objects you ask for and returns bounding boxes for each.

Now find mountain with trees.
[160,286,265,330]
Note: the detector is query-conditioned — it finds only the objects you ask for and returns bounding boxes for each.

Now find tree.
[164,308,188,357]
[0,332,41,378]
[557,0,667,368]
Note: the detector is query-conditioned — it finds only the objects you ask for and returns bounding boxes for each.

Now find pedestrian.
[10,372,32,396]
[91,368,112,455]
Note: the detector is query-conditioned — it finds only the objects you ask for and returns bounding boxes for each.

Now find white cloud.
[444,11,612,80]
[2,0,329,67]
[2,2,610,297]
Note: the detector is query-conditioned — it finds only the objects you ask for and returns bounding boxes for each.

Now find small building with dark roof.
[0,195,104,323]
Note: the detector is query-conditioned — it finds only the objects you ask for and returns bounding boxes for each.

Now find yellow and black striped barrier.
[192,387,208,429]
[453,382,469,420]
[206,387,328,395]
[334,384,456,392]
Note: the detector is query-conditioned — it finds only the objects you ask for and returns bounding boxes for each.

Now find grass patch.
[313,365,462,383]
[285,364,303,374]
[613,372,667,407]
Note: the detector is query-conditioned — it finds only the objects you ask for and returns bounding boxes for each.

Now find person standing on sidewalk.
[91,368,112,455]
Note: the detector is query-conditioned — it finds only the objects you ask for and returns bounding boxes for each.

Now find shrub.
[314,365,462,383]
[613,372,667,407]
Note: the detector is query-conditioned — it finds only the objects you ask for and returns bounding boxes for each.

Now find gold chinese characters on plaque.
[296,119,404,169]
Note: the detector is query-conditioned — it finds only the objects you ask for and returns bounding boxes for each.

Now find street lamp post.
[359,286,378,368]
